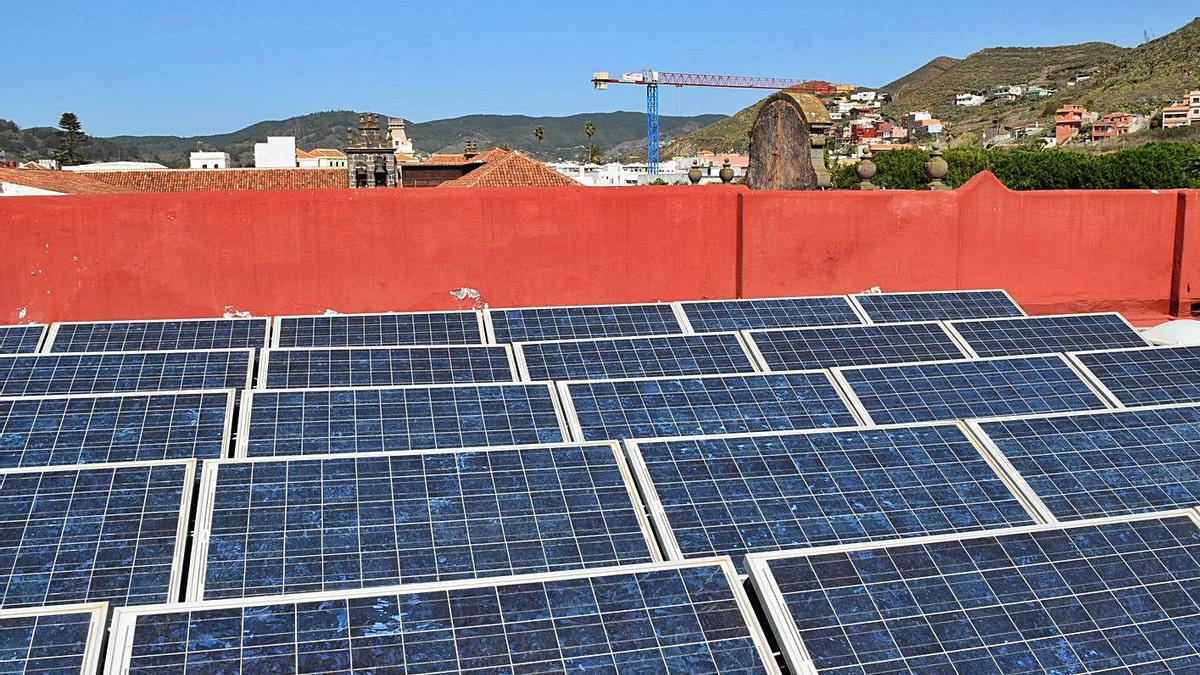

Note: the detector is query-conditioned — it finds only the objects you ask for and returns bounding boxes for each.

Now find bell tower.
[345,113,398,188]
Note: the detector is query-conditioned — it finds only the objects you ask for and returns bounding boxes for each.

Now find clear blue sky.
[5,2,1197,136]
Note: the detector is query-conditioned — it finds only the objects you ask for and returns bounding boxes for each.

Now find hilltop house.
[1090,113,1136,142]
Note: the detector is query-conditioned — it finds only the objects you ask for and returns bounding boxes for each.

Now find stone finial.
[925,150,950,190]
[464,139,479,159]
[719,158,734,184]
[687,161,703,185]
[856,149,878,190]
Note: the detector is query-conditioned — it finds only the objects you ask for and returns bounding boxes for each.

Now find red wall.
[1,175,1196,324]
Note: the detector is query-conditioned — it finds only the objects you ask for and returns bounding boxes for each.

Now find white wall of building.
[0,182,63,197]
[62,161,167,172]
[190,151,230,169]
[254,136,297,168]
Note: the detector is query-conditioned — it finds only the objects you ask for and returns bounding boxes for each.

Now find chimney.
[464,139,479,159]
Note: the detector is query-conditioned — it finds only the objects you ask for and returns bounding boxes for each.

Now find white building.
[190,151,230,169]
[850,91,877,102]
[388,119,415,156]
[253,136,297,168]
[297,148,347,168]
[955,93,986,107]
[62,161,166,172]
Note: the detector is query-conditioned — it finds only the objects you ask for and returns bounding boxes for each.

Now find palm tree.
[587,144,603,164]
[533,126,544,143]
[584,120,595,141]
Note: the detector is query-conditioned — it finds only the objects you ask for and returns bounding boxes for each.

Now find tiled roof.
[438,149,578,189]
[0,167,124,195]
[310,148,346,158]
[295,149,316,159]
[88,168,348,192]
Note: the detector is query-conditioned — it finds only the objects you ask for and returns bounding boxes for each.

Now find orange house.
[1091,113,1134,141]
[1055,105,1088,144]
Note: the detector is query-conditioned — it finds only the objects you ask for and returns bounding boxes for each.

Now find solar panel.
[0,325,46,355]
[516,332,759,381]
[272,310,485,347]
[559,372,860,442]
[628,424,1039,573]
[0,460,193,609]
[238,383,569,458]
[44,317,270,352]
[748,511,1200,675]
[851,289,1025,323]
[0,349,254,397]
[833,354,1112,425]
[946,312,1148,358]
[485,303,686,343]
[0,603,106,675]
[0,390,233,469]
[745,321,970,371]
[190,442,658,600]
[111,559,780,674]
[259,345,518,389]
[1071,344,1200,406]
[969,403,1200,521]
[677,295,866,331]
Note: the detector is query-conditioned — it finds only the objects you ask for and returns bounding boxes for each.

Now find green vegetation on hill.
[881,56,962,99]
[1068,18,1200,114]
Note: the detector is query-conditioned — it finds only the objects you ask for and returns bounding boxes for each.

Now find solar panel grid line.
[255,344,519,390]
[234,381,572,458]
[740,320,972,372]
[186,440,663,602]
[110,556,782,675]
[482,301,691,345]
[513,331,763,382]
[848,288,1026,324]
[744,508,1200,675]
[1062,350,1137,409]
[1067,344,1200,408]
[960,417,1067,524]
[0,389,236,469]
[42,316,271,353]
[0,602,108,675]
[943,311,1149,359]
[0,324,48,355]
[554,370,865,443]
[675,295,869,332]
[270,310,487,348]
[622,421,1052,570]
[0,348,256,398]
[668,300,697,334]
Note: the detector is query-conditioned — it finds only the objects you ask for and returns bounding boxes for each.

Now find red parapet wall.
[0,174,1197,323]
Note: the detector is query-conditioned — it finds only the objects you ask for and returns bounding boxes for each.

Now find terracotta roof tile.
[88,168,348,192]
[438,149,577,189]
[0,167,124,195]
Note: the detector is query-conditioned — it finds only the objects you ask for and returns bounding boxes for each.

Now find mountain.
[1,110,724,167]
[881,56,962,99]
[664,100,764,156]
[1067,18,1200,111]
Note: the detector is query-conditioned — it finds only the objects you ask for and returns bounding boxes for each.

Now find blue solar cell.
[46,318,269,352]
[517,332,758,381]
[1072,345,1200,406]
[0,391,233,469]
[835,355,1111,425]
[260,345,517,388]
[972,404,1200,520]
[852,290,1024,322]
[0,349,254,397]
[561,372,858,442]
[274,311,483,347]
[487,304,684,343]
[750,513,1200,675]
[114,560,777,674]
[193,443,657,600]
[948,312,1148,358]
[0,325,45,356]
[240,383,568,457]
[746,321,968,370]
[631,425,1036,572]
[0,461,192,609]
[679,296,864,331]
[0,604,104,674]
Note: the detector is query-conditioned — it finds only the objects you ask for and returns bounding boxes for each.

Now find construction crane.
[592,69,849,174]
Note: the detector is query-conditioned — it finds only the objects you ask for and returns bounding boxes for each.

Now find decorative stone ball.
[856,156,877,181]
[688,162,703,184]
[719,159,734,184]
[925,150,949,181]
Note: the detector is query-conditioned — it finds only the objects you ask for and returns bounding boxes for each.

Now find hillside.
[1067,18,1200,113]
[881,56,962,99]
[1,110,724,167]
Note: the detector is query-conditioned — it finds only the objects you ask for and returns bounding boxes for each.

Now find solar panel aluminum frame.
[511,331,762,383]
[847,288,1026,324]
[0,388,237,463]
[555,370,866,443]
[744,508,1200,675]
[270,310,488,347]
[943,311,1148,359]
[740,320,972,372]
[482,301,693,343]
[0,459,196,608]
[256,344,520,389]
[234,381,573,458]
[110,557,780,675]
[675,294,869,332]
[0,348,257,395]
[827,353,1118,426]
[623,421,1054,571]
[186,440,662,602]
[42,317,272,354]
[1065,344,1188,407]
[0,323,48,354]
[0,602,108,675]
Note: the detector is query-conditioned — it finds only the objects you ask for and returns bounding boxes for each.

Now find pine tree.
[53,112,89,166]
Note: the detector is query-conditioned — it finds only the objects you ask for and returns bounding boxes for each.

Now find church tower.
[345,113,398,188]
[388,118,414,156]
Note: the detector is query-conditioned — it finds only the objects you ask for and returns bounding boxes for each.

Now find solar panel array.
[1072,344,1200,406]
[273,311,484,347]
[486,303,685,343]
[259,345,517,388]
[0,349,254,397]
[517,332,758,381]
[0,604,105,674]
[851,289,1025,322]
[947,312,1148,357]
[749,512,1200,675]
[560,372,859,442]
[0,325,46,355]
[44,317,270,353]
[745,321,969,371]
[678,296,864,331]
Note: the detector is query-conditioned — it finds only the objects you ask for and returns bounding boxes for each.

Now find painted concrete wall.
[0,174,1196,323]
